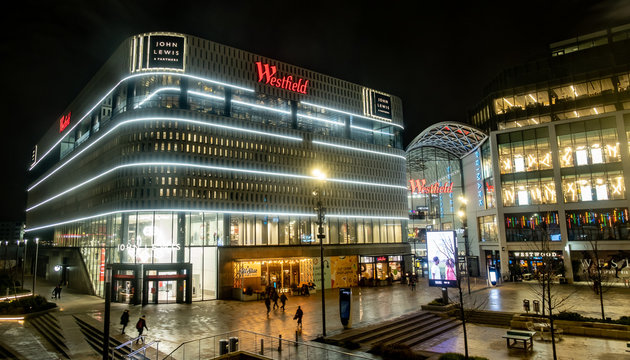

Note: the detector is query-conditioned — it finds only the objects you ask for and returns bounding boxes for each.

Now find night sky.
[2,1,629,221]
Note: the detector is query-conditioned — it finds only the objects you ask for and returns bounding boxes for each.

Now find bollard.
[260,339,264,355]
[278,335,282,352]
[295,330,299,347]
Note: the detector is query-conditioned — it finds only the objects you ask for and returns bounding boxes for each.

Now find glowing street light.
[312,168,327,337]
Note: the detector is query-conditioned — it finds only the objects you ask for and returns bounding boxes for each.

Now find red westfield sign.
[59,112,71,133]
[255,62,309,94]
[409,179,454,194]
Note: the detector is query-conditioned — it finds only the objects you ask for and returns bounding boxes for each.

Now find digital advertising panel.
[427,231,458,287]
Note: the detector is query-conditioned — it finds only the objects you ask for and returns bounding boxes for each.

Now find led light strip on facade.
[231,100,291,115]
[350,125,394,136]
[25,209,407,232]
[134,87,181,108]
[27,161,408,211]
[187,90,225,101]
[296,113,344,126]
[312,140,405,159]
[301,101,404,129]
[31,72,255,170]
[28,116,303,192]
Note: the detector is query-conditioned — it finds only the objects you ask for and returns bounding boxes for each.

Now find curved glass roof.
[406,122,487,159]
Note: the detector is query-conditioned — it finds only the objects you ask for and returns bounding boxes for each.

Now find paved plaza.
[1,277,629,359]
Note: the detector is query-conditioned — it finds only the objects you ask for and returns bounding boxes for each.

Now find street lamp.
[312,168,327,337]
[458,200,471,295]
[3,241,7,272]
[33,238,39,297]
[22,239,27,290]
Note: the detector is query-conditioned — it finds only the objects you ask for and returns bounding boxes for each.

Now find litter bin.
[523,299,530,313]
[532,300,540,314]
[219,339,229,355]
[229,337,239,352]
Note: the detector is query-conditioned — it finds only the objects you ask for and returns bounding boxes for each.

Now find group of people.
[264,286,288,315]
[119,310,148,344]
[431,256,457,281]
[262,287,303,329]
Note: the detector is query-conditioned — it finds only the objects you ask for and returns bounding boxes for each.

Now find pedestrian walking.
[410,276,416,291]
[272,290,279,310]
[293,306,303,330]
[264,296,271,317]
[280,293,287,311]
[120,310,130,334]
[135,315,148,343]
[56,284,62,299]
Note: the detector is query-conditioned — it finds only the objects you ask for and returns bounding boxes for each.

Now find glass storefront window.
[478,215,498,242]
[505,212,560,242]
[556,117,620,168]
[566,208,630,241]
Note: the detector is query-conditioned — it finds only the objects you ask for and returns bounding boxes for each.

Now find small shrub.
[428,297,448,306]
[0,295,56,315]
[553,311,583,321]
[369,343,427,360]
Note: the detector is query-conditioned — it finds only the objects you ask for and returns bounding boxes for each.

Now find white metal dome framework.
[406,122,487,158]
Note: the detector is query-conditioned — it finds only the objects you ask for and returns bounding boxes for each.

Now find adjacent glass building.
[25,32,409,303]
[465,24,630,283]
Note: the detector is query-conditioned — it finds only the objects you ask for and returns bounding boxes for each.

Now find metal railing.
[163,329,375,360]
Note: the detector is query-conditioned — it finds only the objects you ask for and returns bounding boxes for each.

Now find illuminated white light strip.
[296,113,343,126]
[528,94,537,102]
[231,100,291,115]
[25,208,405,232]
[28,117,302,191]
[187,90,225,101]
[502,98,513,107]
[301,101,404,129]
[350,125,394,136]
[134,87,180,108]
[31,72,254,170]
[28,161,407,210]
[312,140,405,159]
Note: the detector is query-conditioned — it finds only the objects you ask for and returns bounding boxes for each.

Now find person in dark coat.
[293,306,303,329]
[135,315,148,343]
[120,310,130,334]
[280,293,288,311]
[264,296,271,317]
[272,290,279,310]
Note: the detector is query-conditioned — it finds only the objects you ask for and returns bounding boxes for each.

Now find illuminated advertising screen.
[427,231,458,288]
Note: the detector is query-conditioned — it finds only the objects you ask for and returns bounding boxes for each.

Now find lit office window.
[514,156,525,172]
[518,190,529,205]
[575,148,588,165]
[596,184,608,200]
[580,184,592,201]
[591,146,603,164]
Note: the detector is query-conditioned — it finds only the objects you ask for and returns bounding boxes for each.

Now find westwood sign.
[255,61,309,94]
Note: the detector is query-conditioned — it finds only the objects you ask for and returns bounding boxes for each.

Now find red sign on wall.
[255,62,309,94]
[409,179,454,194]
[99,248,106,282]
[59,112,71,133]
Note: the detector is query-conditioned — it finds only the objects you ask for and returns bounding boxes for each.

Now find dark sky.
[2,0,629,221]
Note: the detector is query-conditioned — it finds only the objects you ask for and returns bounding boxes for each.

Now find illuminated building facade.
[25,32,408,303]
[465,24,630,282]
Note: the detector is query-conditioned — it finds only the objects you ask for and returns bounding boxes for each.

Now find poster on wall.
[427,231,458,287]
[330,256,358,288]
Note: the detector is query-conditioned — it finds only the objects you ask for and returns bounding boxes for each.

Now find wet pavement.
[2,276,630,359]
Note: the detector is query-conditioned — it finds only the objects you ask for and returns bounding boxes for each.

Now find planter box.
[421,303,459,312]
[511,315,630,340]
[232,288,259,301]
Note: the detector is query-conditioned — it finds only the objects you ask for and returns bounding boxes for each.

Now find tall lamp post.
[458,196,471,295]
[33,238,39,297]
[22,239,27,290]
[312,169,327,337]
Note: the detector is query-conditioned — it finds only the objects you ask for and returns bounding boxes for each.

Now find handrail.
[163,329,374,359]
[114,336,143,350]
[128,340,160,358]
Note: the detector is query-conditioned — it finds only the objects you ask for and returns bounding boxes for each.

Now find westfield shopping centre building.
[25,32,408,303]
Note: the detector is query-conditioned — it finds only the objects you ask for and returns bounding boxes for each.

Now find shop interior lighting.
[593,107,599,114]
[528,94,537,102]
[25,209,406,232]
[531,118,538,124]
[300,101,404,129]
[570,85,578,97]
[28,116,302,192]
[30,71,254,170]
[187,90,225,101]
[574,111,579,117]
[502,98,514,107]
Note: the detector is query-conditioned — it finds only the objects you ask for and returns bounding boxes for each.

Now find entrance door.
[114,280,134,304]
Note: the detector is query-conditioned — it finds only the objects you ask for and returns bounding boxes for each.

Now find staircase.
[327,310,460,351]
[27,312,71,359]
[463,310,515,327]
[0,342,20,359]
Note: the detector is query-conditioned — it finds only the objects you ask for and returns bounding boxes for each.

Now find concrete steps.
[0,341,20,359]
[27,312,71,359]
[327,310,461,351]
[463,310,515,327]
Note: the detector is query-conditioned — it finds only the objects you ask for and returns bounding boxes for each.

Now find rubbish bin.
[229,337,239,352]
[532,300,540,314]
[219,339,229,355]
[523,299,530,313]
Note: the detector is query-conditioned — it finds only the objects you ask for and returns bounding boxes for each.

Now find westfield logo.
[409,179,454,194]
[255,61,309,94]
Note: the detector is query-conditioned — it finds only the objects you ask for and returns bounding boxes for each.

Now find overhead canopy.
[406,122,487,159]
